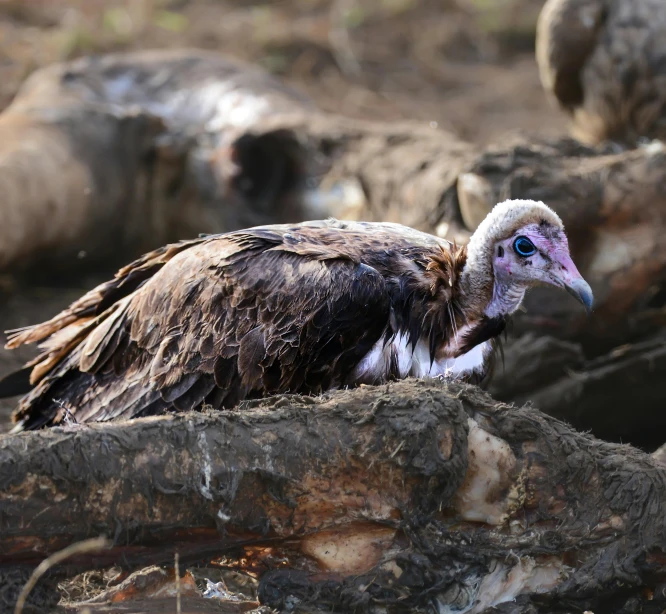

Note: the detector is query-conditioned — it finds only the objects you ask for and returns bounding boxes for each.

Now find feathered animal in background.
[536,0,666,145]
[0,200,593,431]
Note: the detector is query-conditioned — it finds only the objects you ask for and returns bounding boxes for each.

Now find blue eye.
[513,236,536,257]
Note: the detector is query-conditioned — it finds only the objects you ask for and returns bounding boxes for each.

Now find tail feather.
[0,366,33,398]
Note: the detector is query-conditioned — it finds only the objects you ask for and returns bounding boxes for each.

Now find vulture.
[536,0,666,144]
[0,199,593,431]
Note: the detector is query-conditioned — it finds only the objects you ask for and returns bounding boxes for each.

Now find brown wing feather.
[5,238,206,351]
[11,224,393,429]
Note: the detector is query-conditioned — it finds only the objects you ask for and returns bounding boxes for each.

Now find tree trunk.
[1,380,665,613]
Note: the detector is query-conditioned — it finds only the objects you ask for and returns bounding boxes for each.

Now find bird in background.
[0,199,593,431]
[537,0,666,145]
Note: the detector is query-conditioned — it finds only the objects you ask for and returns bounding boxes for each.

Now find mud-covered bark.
[1,380,665,613]
[283,114,477,234]
[0,106,163,278]
[0,381,469,568]
[0,50,321,277]
[179,111,477,239]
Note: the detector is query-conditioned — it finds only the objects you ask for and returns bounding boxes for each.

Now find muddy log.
[1,380,665,613]
[231,111,477,232]
[0,104,163,277]
[0,49,316,276]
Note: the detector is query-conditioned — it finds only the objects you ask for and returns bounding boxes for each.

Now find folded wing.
[5,228,391,429]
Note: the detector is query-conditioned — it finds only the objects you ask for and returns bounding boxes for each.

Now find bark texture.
[1,380,665,613]
[0,105,162,277]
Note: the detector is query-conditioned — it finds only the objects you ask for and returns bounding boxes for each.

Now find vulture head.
[462,199,593,317]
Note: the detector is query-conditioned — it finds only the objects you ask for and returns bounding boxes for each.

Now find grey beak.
[565,278,594,314]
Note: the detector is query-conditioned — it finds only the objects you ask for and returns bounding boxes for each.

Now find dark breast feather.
[460,316,508,389]
[458,315,507,355]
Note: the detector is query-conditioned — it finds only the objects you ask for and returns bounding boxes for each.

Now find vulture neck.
[458,242,526,320]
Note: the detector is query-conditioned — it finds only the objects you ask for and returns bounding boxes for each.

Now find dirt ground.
[0,0,568,432]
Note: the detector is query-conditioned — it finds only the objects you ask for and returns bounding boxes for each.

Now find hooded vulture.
[536,0,666,145]
[0,199,593,431]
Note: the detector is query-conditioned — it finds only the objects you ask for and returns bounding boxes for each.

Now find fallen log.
[0,49,316,276]
[0,103,163,278]
[0,49,475,277]
[1,380,665,613]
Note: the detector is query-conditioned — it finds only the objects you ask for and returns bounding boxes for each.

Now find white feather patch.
[350,326,491,384]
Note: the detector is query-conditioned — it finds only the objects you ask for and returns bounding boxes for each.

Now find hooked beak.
[551,253,594,314]
[564,278,594,313]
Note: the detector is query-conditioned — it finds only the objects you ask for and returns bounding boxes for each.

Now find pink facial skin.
[492,223,593,312]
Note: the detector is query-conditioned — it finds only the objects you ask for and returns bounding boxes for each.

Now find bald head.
[461,199,592,317]
[466,199,563,260]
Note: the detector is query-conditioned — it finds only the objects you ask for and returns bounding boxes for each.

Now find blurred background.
[0,0,561,146]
